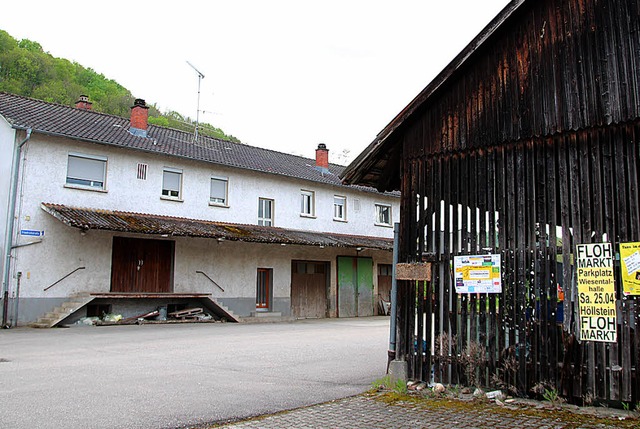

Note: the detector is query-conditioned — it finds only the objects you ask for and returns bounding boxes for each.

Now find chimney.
[129,98,149,137]
[75,95,92,110]
[315,143,329,173]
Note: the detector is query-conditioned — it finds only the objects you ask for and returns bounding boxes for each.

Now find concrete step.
[240,314,296,324]
[202,297,240,322]
[30,323,51,329]
[250,311,282,318]
[32,295,96,328]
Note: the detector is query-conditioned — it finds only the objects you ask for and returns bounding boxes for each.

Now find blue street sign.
[20,229,44,237]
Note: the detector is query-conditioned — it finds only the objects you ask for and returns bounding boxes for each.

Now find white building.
[0,93,399,326]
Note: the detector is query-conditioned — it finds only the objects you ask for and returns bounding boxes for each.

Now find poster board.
[576,243,617,343]
[619,242,640,295]
[453,254,501,294]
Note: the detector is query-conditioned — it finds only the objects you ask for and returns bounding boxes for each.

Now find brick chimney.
[75,95,92,110]
[315,143,329,173]
[129,98,149,137]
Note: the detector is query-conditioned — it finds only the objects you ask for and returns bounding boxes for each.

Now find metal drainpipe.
[387,222,399,370]
[2,128,32,328]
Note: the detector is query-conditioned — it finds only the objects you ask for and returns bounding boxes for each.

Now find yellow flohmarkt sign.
[619,242,640,295]
[576,243,617,343]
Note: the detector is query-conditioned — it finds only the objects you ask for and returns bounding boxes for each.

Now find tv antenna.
[186,61,205,141]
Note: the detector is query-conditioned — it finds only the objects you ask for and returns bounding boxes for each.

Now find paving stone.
[211,394,633,429]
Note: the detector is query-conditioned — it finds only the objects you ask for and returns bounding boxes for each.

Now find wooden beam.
[396,262,432,281]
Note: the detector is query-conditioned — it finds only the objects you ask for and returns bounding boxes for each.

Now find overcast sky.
[0,0,510,164]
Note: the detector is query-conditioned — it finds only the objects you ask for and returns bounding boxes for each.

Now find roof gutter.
[2,127,32,328]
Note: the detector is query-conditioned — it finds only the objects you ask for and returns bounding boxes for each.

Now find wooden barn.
[342,0,640,404]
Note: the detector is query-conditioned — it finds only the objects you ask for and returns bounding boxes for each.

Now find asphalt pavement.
[0,317,390,429]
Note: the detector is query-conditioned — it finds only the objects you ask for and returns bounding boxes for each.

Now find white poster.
[454,254,502,294]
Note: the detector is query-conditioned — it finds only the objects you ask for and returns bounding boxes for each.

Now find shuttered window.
[66,153,107,189]
[162,169,182,198]
[210,177,228,205]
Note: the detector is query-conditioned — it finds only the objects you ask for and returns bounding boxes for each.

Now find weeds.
[459,341,488,388]
[532,381,564,406]
[371,375,392,391]
[394,378,408,394]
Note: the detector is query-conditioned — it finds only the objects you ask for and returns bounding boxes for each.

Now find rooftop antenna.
[186,61,205,141]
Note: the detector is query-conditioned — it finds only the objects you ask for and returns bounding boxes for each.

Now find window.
[333,195,347,221]
[378,264,392,276]
[258,198,274,226]
[300,190,315,217]
[162,168,182,199]
[66,153,107,190]
[210,177,228,206]
[375,204,392,226]
[256,268,272,310]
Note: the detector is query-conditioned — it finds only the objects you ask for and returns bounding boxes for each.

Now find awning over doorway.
[41,203,393,251]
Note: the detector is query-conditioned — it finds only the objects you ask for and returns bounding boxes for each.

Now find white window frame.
[161,167,183,201]
[300,190,315,217]
[209,176,229,207]
[375,203,392,227]
[258,198,274,226]
[333,195,347,222]
[65,152,107,191]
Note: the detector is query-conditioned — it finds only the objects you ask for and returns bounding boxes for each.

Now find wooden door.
[291,261,328,318]
[356,258,374,317]
[256,268,271,310]
[110,237,174,293]
[337,256,374,317]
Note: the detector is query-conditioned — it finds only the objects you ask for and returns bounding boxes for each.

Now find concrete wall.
[4,132,397,325]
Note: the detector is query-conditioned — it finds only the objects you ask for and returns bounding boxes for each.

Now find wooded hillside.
[0,30,240,142]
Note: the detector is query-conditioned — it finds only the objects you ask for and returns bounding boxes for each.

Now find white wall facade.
[17,134,397,238]
[0,120,16,284]
[4,132,399,325]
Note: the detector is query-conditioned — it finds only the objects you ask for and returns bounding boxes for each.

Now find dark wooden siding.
[391,0,640,403]
[403,0,640,159]
[397,119,640,403]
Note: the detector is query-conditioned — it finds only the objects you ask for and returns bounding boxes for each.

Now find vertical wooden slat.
[450,153,461,385]
[535,138,548,386]
[459,152,469,371]
[546,138,559,388]
[469,151,479,352]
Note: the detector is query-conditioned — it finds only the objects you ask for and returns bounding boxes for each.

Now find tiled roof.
[0,92,387,193]
[41,203,393,251]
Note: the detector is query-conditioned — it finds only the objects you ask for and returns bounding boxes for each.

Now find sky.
[0,0,511,164]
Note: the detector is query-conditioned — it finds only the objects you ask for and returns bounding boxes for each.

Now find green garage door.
[337,256,374,317]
